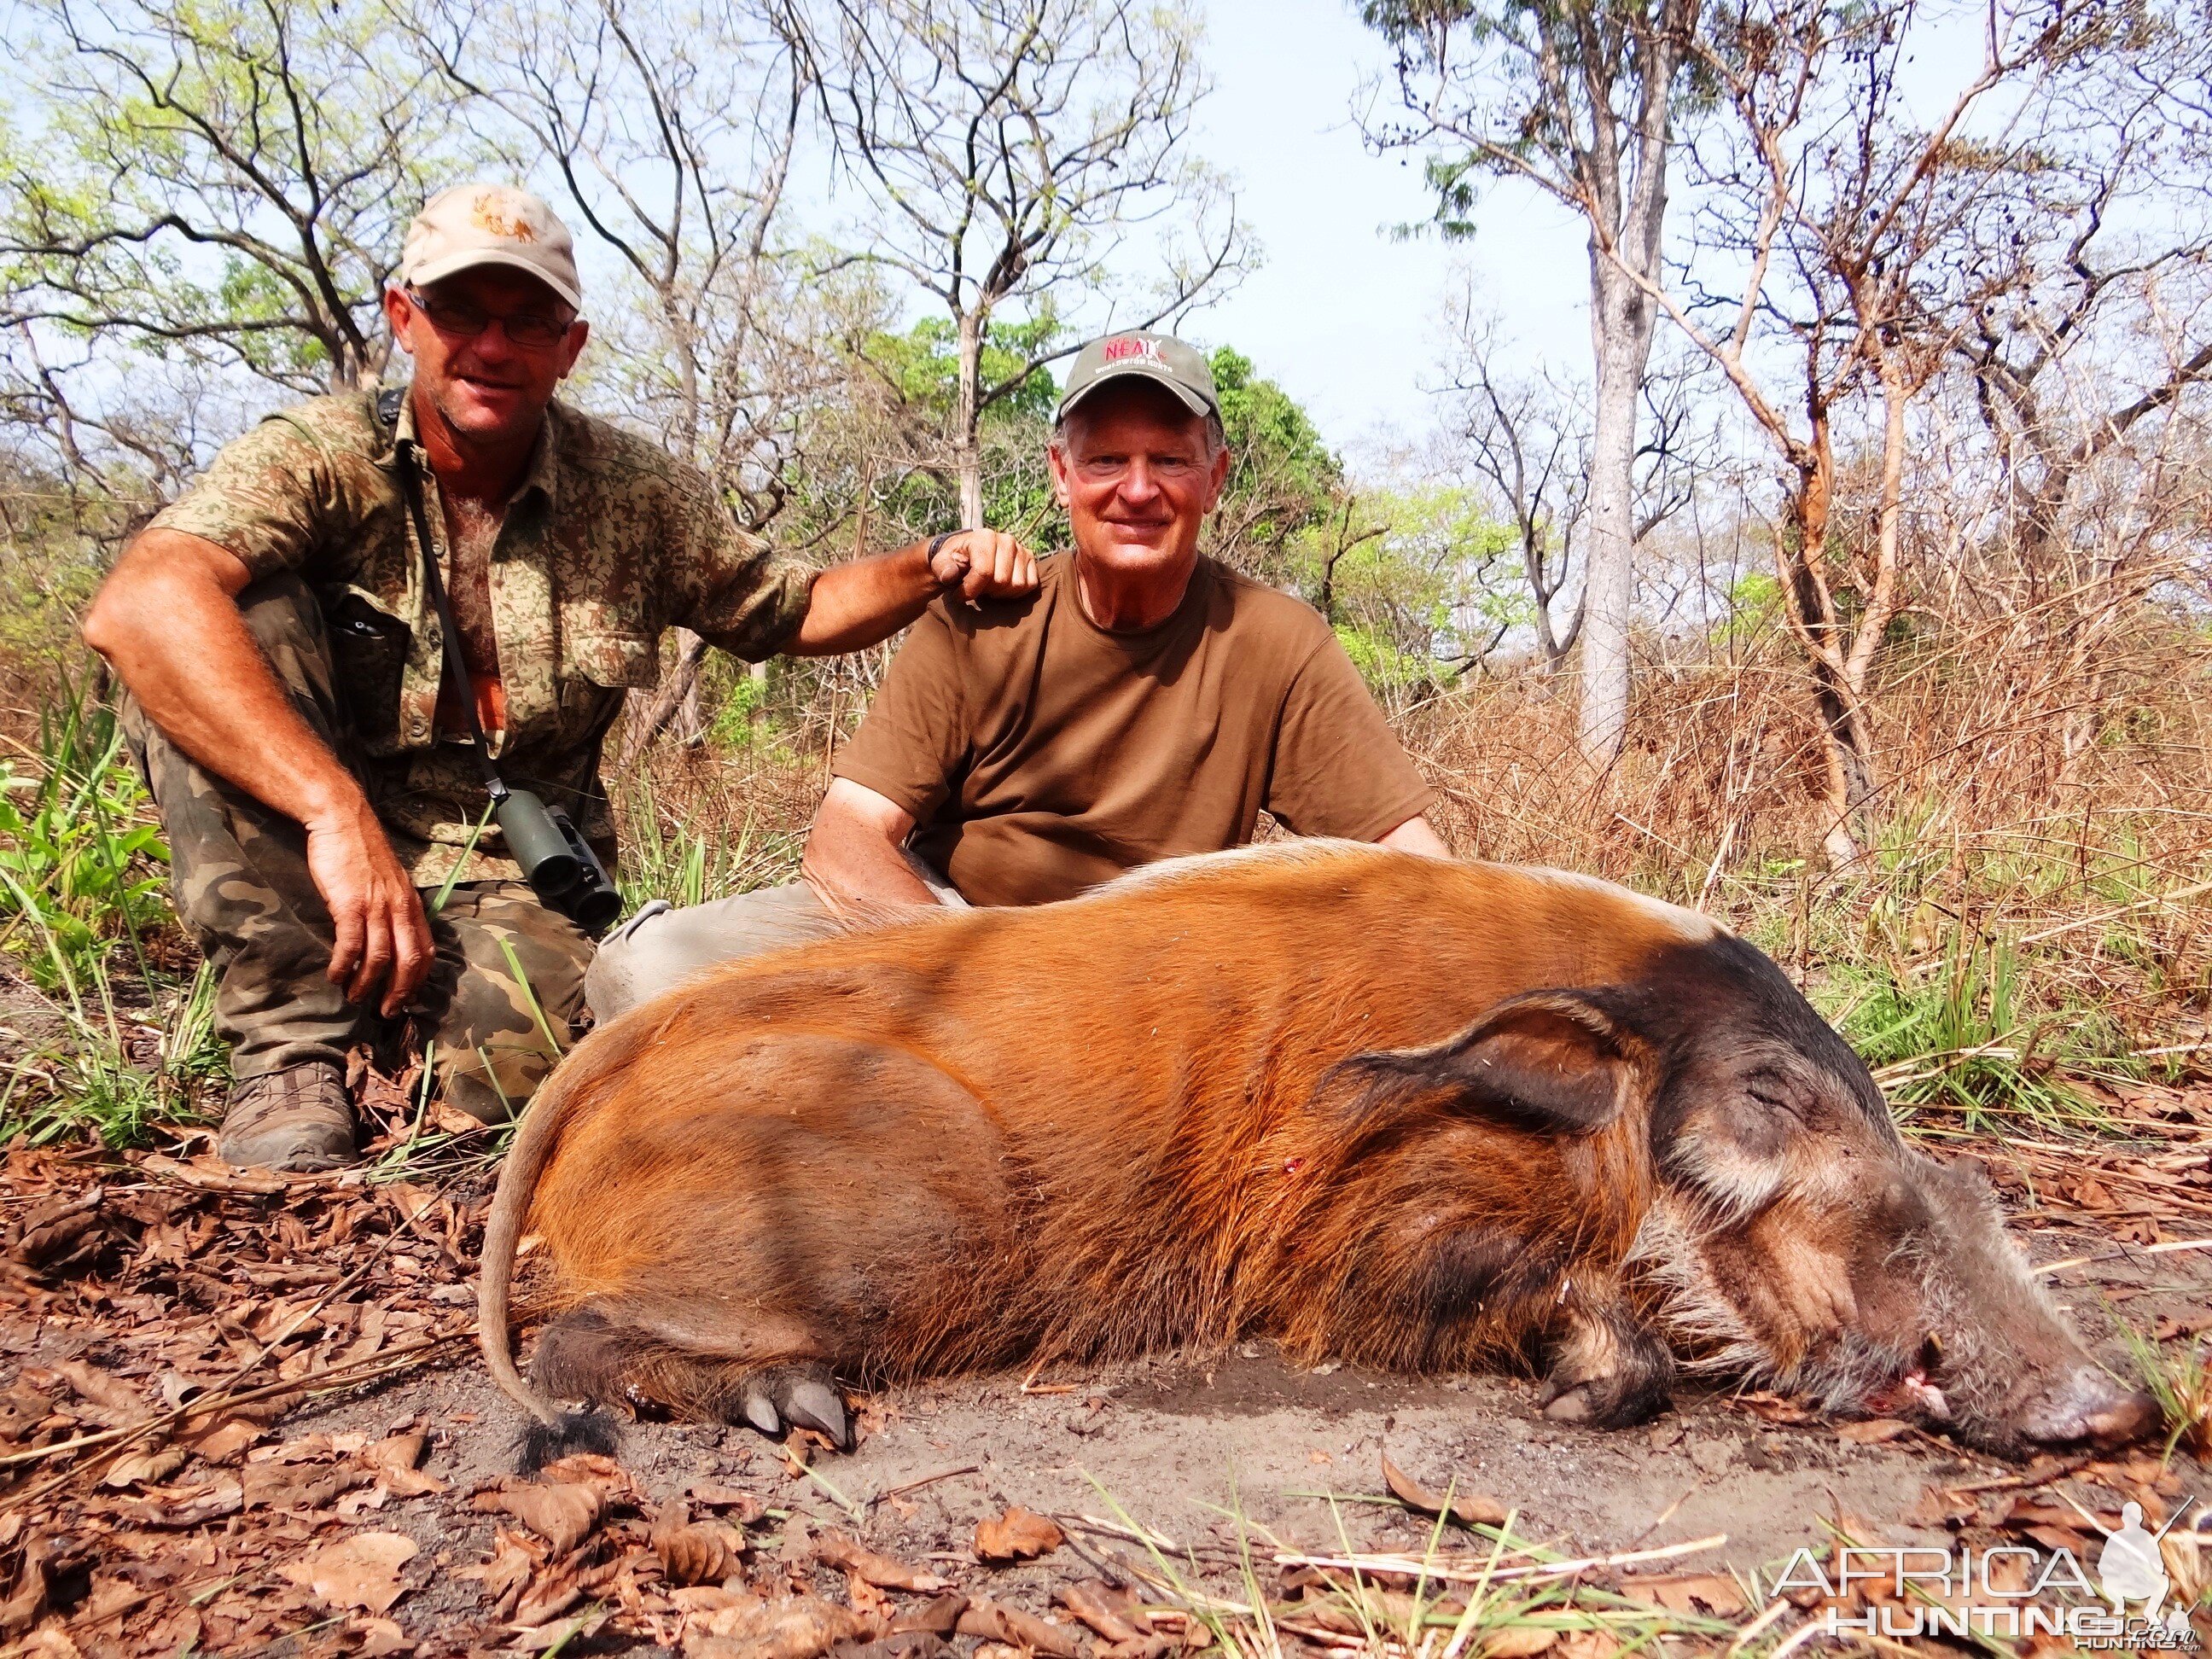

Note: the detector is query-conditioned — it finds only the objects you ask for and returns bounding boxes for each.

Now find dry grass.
[1396,617,2211,1092]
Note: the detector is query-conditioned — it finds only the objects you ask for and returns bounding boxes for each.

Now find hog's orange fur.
[479,844,1712,1429]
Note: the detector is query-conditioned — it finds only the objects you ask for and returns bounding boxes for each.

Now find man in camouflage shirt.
[83,184,1037,1173]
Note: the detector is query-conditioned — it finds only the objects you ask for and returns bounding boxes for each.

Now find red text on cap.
[1102,335,1164,364]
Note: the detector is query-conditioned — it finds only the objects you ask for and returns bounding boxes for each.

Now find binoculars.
[497,789,624,936]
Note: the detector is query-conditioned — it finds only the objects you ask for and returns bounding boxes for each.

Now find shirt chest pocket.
[561,631,661,693]
[556,630,661,748]
[319,585,411,755]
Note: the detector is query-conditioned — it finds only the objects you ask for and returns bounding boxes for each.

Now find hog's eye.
[1743,1076,1809,1123]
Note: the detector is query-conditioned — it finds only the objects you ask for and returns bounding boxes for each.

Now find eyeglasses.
[404,287,575,349]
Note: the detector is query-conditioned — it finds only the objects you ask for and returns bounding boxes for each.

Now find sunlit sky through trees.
[1178,0,1592,449]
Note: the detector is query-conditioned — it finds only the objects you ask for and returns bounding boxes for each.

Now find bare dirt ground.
[3,1087,2210,1656]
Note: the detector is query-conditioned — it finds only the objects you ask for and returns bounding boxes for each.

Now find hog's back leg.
[524,1032,1016,1433]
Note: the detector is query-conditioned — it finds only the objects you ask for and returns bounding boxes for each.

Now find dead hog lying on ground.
[479,843,2155,1464]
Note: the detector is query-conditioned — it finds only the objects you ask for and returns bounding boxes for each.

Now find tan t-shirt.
[833,554,1435,906]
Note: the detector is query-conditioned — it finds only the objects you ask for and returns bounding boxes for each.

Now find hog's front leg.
[1539,1282,1673,1426]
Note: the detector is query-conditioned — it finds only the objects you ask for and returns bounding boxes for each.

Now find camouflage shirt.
[149,389,815,886]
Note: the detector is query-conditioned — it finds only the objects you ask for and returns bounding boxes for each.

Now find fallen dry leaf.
[687,1592,882,1658]
[535,1451,632,1494]
[816,1529,952,1592]
[1380,1447,1511,1528]
[278,1530,418,1615]
[892,1594,969,1636]
[973,1505,1065,1563]
[653,1506,745,1586]
[511,1605,612,1650]
[242,1459,369,1511]
[454,1527,540,1621]
[179,1416,266,1464]
[1731,1392,1819,1426]
[1837,1417,1914,1445]
[361,1430,427,1472]
[113,1476,243,1530]
[355,1615,414,1657]
[37,1360,142,1423]
[1476,1627,1558,1657]
[471,1481,603,1554]
[958,1593,1081,1657]
[101,1445,189,1489]
[689,1481,767,1522]
[1644,1574,1749,1615]
[1057,1580,1150,1644]
[0,1534,55,1639]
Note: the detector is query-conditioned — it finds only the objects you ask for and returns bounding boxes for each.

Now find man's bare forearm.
[788,545,941,656]
[1379,815,1453,859]
[788,532,1040,656]
[800,777,940,918]
[85,528,433,1010]
[83,531,364,825]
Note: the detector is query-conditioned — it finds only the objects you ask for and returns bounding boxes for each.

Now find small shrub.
[0,678,170,994]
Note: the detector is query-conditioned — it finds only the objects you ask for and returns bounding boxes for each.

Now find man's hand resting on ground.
[928,529,1039,608]
[306,791,435,1016]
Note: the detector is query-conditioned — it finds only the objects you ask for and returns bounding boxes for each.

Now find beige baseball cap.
[399,183,583,311]
[1056,329,1218,424]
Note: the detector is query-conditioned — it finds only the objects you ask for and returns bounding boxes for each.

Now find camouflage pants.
[121,575,593,1121]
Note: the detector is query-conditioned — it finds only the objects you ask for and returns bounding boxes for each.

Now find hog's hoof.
[732,1365,853,1452]
[1539,1383,1598,1423]
[1539,1312,1673,1428]
[1536,1377,1668,1427]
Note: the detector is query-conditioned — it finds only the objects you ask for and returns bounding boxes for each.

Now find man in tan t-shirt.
[586,330,1447,1021]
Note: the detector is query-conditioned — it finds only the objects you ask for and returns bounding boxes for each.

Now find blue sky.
[1178,0,1594,450]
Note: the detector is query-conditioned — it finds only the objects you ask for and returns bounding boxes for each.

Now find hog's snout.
[2011,1365,2160,1449]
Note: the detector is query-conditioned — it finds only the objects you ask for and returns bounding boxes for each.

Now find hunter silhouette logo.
[2095,1501,2197,1637]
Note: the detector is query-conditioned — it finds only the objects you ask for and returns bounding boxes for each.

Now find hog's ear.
[1343,991,1646,1136]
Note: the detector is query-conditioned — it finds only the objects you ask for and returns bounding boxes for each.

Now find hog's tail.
[477,1013,643,1470]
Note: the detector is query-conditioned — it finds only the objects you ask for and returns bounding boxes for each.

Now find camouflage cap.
[1056,330,1218,425]
[400,183,583,311]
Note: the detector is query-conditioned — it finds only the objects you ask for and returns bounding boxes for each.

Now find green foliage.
[1,963,224,1150]
[2119,1316,2212,1462]
[709,667,777,748]
[1316,485,1522,695]
[792,316,1068,548]
[611,772,805,915]
[0,0,476,393]
[1332,622,1434,695]
[1210,346,1342,550]
[860,316,1061,424]
[0,680,171,994]
[1820,937,2130,1134]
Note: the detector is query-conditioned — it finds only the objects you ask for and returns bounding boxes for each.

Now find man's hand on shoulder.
[929,530,1039,608]
[787,531,1039,655]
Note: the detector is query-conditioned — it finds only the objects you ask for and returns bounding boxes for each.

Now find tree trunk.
[618,630,713,765]
[954,309,985,530]
[1578,255,1657,767]
[1774,420,1877,870]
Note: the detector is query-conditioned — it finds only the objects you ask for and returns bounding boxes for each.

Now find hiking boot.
[218,1062,356,1173]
